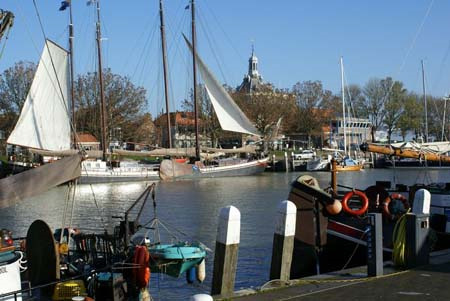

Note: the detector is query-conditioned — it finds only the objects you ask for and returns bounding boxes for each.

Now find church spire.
[237,43,264,93]
[248,44,259,77]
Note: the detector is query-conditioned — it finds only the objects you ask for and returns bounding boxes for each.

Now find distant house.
[329,117,372,148]
[76,133,100,151]
[154,112,211,148]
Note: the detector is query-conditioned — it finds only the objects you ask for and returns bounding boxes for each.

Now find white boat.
[306,155,331,171]
[80,160,159,184]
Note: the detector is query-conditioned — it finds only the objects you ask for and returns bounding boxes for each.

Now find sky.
[1,0,450,117]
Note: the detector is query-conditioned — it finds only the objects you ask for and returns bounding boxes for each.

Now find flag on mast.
[59,0,71,11]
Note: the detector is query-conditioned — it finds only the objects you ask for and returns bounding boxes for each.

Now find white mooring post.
[412,189,431,215]
[270,200,296,281]
[211,206,240,297]
[190,294,213,301]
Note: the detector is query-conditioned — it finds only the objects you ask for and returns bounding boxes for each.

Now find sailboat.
[158,2,268,180]
[371,61,450,169]
[158,37,269,180]
[1,39,82,207]
[335,57,363,172]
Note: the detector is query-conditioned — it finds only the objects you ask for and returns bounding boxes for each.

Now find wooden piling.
[270,200,296,281]
[284,152,288,172]
[331,158,337,195]
[211,206,240,297]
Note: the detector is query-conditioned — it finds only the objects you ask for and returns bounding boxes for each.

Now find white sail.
[7,39,71,151]
[391,141,450,154]
[183,35,260,137]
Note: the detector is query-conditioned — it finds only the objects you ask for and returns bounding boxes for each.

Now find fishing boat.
[288,157,450,278]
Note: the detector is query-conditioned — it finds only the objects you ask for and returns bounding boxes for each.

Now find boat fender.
[341,190,369,216]
[186,266,197,284]
[196,259,206,283]
[325,199,342,215]
[133,246,150,288]
[382,193,409,220]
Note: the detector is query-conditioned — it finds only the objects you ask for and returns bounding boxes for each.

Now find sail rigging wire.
[68,180,78,234]
[60,182,72,244]
[202,0,245,63]
[374,0,435,118]
[197,6,229,85]
[394,0,434,79]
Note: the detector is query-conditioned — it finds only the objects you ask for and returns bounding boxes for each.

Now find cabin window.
[96,163,100,168]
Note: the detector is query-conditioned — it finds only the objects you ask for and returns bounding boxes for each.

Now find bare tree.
[0,61,36,136]
[362,77,391,141]
[75,69,148,143]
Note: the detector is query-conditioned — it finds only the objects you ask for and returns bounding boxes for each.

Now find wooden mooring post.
[270,200,296,281]
[211,206,240,297]
[284,152,289,172]
[331,158,337,195]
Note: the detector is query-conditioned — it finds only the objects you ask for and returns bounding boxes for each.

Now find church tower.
[237,45,263,93]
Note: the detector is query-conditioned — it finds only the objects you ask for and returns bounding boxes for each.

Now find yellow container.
[52,280,86,301]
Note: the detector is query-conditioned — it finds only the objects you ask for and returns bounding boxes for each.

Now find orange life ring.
[341,190,369,216]
[133,246,150,288]
[382,193,409,219]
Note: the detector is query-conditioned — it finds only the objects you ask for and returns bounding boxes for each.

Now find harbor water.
[1,168,449,300]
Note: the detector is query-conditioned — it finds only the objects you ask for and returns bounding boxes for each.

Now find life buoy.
[382,193,409,219]
[341,190,369,216]
[133,246,150,288]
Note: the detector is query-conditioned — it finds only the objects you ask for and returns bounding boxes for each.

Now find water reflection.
[1,169,450,300]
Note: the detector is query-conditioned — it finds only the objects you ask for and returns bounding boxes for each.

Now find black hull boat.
[287,175,450,278]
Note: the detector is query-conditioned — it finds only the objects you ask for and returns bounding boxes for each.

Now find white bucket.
[0,252,22,301]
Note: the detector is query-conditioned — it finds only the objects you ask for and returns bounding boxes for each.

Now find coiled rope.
[392,209,411,267]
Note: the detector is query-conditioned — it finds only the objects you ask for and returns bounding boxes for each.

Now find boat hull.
[335,164,363,172]
[159,157,269,180]
[79,172,159,184]
[148,244,206,278]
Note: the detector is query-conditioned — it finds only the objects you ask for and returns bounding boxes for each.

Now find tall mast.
[159,0,172,148]
[191,0,200,160]
[340,57,347,156]
[69,3,76,148]
[96,0,107,161]
[421,59,428,143]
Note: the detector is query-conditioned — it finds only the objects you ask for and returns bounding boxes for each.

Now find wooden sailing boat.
[159,0,269,180]
[76,1,159,183]
[0,39,82,207]
[361,61,450,167]
[335,57,362,172]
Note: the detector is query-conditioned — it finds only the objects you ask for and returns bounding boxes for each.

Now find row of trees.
[0,61,154,149]
[0,61,448,149]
